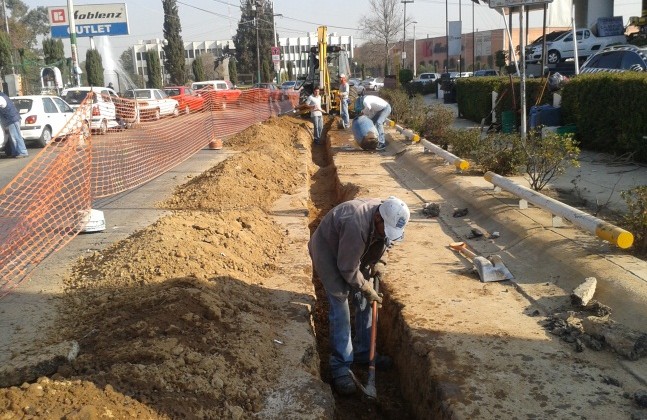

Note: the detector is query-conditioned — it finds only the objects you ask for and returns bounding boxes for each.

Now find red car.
[163,86,205,114]
[245,83,283,103]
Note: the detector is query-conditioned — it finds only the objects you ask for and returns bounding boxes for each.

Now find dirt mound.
[0,116,319,418]
[163,117,311,212]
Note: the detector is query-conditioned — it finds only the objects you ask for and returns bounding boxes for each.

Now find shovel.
[350,273,380,400]
[449,242,514,282]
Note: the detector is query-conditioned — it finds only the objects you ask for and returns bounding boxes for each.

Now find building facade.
[277,32,354,78]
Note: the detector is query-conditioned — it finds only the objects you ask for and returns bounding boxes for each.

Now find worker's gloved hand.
[370,260,387,279]
[360,281,383,306]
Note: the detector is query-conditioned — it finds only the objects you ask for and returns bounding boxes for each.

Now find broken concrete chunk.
[422,202,440,217]
[571,277,597,306]
[0,340,79,387]
[582,317,647,360]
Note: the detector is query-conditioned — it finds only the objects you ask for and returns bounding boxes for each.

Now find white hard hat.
[379,196,410,242]
[340,73,346,79]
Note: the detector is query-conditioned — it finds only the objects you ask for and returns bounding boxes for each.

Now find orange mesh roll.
[0,89,301,296]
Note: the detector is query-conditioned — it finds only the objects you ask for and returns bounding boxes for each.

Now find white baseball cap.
[379,196,410,242]
[340,73,346,79]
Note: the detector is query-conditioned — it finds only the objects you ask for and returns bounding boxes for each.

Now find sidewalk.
[423,94,647,214]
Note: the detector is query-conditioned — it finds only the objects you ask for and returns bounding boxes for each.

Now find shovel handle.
[449,241,478,261]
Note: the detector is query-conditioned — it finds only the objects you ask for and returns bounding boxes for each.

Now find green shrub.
[444,128,480,158]
[523,131,580,191]
[476,132,525,175]
[424,104,455,141]
[379,88,429,134]
[621,186,647,254]
[399,69,414,86]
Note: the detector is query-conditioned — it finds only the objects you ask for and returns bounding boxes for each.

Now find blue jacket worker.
[308,196,410,395]
[0,92,28,158]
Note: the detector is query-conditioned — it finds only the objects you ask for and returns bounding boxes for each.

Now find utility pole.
[67,0,81,86]
[253,1,261,84]
[458,0,462,74]
[401,0,413,69]
[413,21,417,77]
[445,0,448,72]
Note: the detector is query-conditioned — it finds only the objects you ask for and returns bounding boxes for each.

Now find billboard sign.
[489,0,552,7]
[271,46,280,64]
[48,3,129,38]
[448,21,462,57]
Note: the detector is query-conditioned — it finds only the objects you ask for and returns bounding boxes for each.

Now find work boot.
[333,374,357,395]
[355,354,393,370]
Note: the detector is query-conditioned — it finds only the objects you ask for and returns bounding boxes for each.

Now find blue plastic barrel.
[352,116,378,150]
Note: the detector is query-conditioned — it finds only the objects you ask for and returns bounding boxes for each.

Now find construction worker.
[339,74,349,129]
[0,92,28,158]
[306,86,324,144]
[308,196,411,395]
[362,95,391,151]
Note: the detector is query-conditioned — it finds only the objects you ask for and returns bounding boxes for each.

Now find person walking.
[308,196,411,395]
[0,92,28,158]
[362,95,391,151]
[306,86,324,145]
[339,74,349,129]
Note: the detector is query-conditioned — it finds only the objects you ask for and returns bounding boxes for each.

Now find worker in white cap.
[308,196,410,395]
[339,74,349,129]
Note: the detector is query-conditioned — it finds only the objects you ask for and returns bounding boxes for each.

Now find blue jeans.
[312,114,323,143]
[371,104,392,146]
[340,98,349,128]
[327,289,373,379]
[7,121,27,156]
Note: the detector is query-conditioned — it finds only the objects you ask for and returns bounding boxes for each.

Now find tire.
[99,119,108,135]
[547,50,561,65]
[37,127,52,148]
[184,105,190,115]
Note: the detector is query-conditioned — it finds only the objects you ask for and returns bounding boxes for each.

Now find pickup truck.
[190,80,241,110]
[526,29,626,65]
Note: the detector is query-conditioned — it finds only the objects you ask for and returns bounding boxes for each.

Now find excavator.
[297,26,358,116]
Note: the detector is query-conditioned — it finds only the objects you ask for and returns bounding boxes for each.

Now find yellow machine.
[298,26,355,115]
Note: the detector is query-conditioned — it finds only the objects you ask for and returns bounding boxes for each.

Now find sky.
[22,0,643,59]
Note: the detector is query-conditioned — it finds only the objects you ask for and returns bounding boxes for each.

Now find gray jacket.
[308,198,386,299]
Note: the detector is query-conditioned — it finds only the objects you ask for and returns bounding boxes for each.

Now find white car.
[61,86,119,134]
[122,89,179,120]
[361,77,384,91]
[11,95,88,147]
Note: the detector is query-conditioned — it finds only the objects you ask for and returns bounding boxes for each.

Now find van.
[61,86,119,134]
[416,73,440,84]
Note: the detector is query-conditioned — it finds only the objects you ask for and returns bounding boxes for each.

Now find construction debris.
[422,202,441,217]
[571,277,597,307]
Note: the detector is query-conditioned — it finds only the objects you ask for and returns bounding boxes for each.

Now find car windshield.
[281,81,295,88]
[63,90,92,105]
[124,90,153,99]
[193,83,212,90]
[11,99,33,114]
[164,88,181,96]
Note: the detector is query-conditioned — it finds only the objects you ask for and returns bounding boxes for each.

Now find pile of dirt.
[0,117,317,418]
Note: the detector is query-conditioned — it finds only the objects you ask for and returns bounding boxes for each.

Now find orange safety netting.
[0,88,301,296]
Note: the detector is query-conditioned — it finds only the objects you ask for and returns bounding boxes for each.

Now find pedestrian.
[0,92,28,158]
[306,86,324,145]
[106,82,115,90]
[308,196,411,395]
[362,95,392,151]
[339,74,349,129]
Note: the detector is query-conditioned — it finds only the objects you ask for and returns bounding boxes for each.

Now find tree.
[42,38,64,65]
[192,56,204,81]
[0,32,12,74]
[162,0,185,85]
[146,50,162,88]
[85,49,104,86]
[233,0,274,82]
[360,0,402,75]
[228,58,238,85]
[119,49,144,88]
[286,61,293,80]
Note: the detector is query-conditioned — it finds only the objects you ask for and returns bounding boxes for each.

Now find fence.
[0,87,301,296]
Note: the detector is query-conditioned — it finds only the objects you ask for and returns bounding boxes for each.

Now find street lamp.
[413,21,418,77]
[272,12,283,84]
[401,0,414,69]
[252,1,261,83]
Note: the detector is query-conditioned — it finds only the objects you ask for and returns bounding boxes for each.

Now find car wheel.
[37,127,52,148]
[173,106,179,117]
[99,119,108,135]
[154,109,160,120]
[185,105,190,115]
[547,50,561,65]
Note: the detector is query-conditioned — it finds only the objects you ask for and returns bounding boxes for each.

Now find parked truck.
[526,28,626,65]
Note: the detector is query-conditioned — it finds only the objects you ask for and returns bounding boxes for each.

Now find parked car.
[163,86,205,114]
[122,89,179,120]
[60,86,119,134]
[253,83,283,101]
[348,78,365,95]
[415,73,441,84]
[526,29,626,65]
[473,69,500,77]
[11,95,87,147]
[280,80,297,91]
[525,30,569,63]
[190,80,241,109]
[580,44,647,74]
[361,77,384,91]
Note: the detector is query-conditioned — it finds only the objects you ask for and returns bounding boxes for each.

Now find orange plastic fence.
[0,87,301,296]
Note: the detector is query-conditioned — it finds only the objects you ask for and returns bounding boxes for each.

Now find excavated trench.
[306,118,414,419]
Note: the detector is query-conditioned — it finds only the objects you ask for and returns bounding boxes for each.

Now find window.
[43,97,59,113]
[189,50,195,59]
[216,83,227,90]
[620,52,646,70]
[154,90,163,100]
[52,97,73,113]
[586,51,623,69]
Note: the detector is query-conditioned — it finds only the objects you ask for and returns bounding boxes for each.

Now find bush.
[399,68,414,86]
[621,186,647,254]
[444,128,479,158]
[379,88,429,135]
[477,133,525,176]
[524,131,580,191]
[424,104,455,141]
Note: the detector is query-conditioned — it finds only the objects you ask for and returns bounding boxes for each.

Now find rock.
[422,202,440,217]
[584,300,612,317]
[453,208,468,218]
[228,405,244,420]
[582,317,647,360]
[571,277,597,307]
[0,341,79,388]
[468,228,484,239]
[64,405,99,420]
[634,390,647,408]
